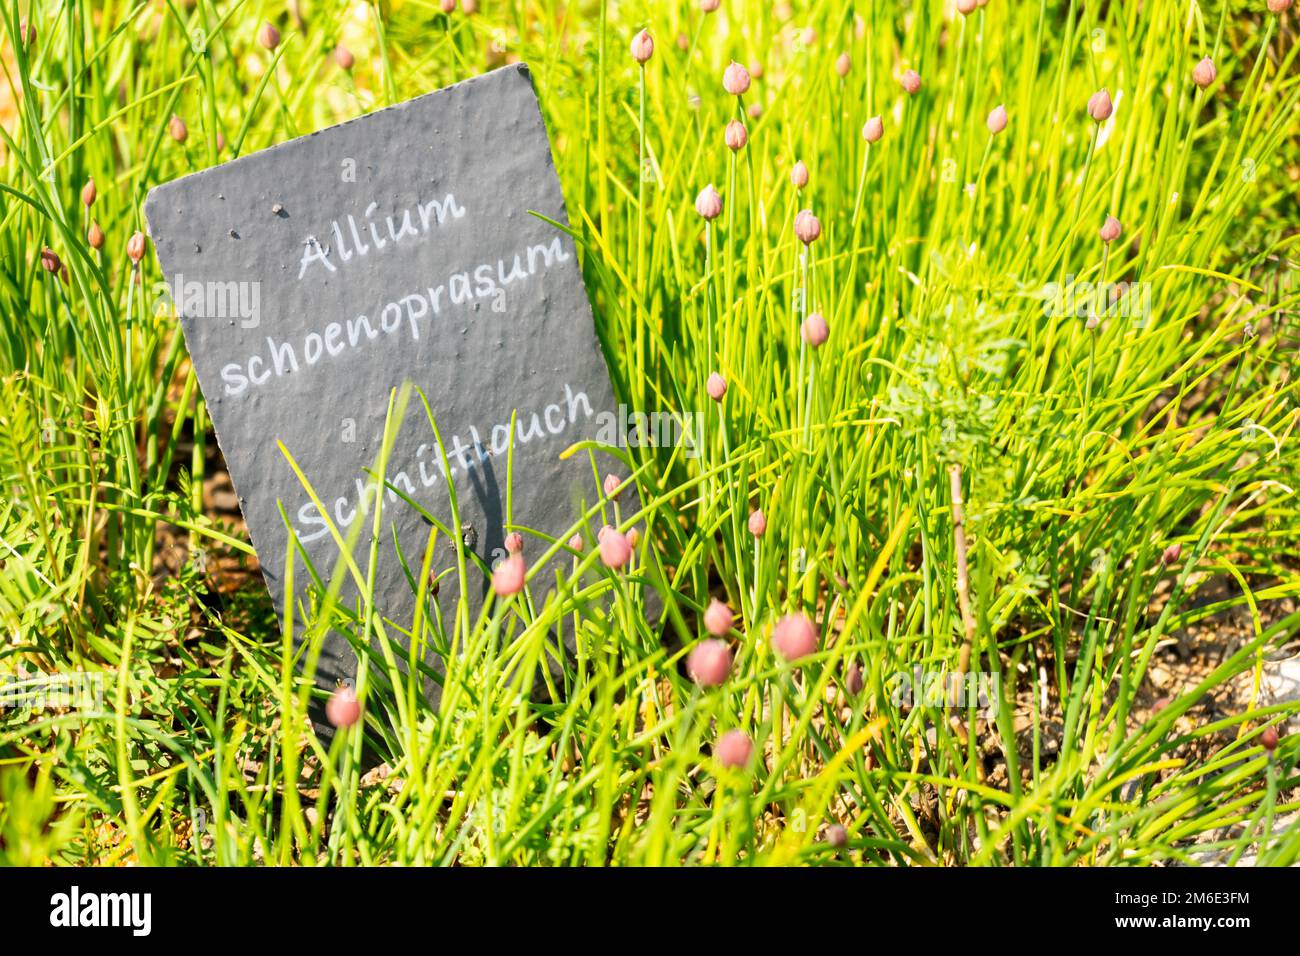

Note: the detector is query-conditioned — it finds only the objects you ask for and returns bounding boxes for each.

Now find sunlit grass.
[1,0,1298,866]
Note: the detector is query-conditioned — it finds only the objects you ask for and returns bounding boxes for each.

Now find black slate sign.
[145,64,629,705]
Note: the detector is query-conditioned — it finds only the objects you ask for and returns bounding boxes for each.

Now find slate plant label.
[145,64,630,703]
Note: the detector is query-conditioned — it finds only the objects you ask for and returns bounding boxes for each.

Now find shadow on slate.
[145,64,641,743]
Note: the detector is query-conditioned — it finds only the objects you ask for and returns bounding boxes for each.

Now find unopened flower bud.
[687,639,732,687]
[169,115,189,143]
[326,685,362,728]
[334,45,355,70]
[986,105,1008,134]
[1099,215,1122,243]
[747,510,767,537]
[39,248,61,274]
[599,528,632,569]
[257,21,280,51]
[862,115,883,143]
[802,312,829,347]
[706,372,727,401]
[1087,88,1113,122]
[704,598,734,636]
[603,473,623,500]
[845,661,864,695]
[723,60,751,95]
[81,178,96,207]
[695,184,723,221]
[630,29,654,64]
[127,230,147,264]
[1192,57,1216,89]
[724,118,748,151]
[87,221,105,249]
[794,209,821,244]
[492,553,526,596]
[790,160,809,189]
[715,729,753,769]
[901,69,922,95]
[835,53,851,77]
[772,612,818,662]
[504,531,524,554]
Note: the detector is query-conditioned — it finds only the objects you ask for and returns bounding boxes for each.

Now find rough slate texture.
[145,64,632,711]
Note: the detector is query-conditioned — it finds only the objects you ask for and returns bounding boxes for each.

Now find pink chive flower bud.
[603,473,623,500]
[1261,725,1280,751]
[504,531,524,554]
[81,178,96,207]
[706,372,727,401]
[630,29,654,64]
[1099,215,1123,243]
[626,526,640,549]
[793,209,822,244]
[901,69,922,95]
[1161,542,1182,565]
[599,528,632,569]
[127,231,147,264]
[772,612,819,663]
[695,184,723,221]
[1087,88,1113,122]
[326,685,362,728]
[169,115,189,143]
[461,0,478,12]
[845,661,864,695]
[801,312,829,348]
[704,598,734,636]
[1267,0,1292,13]
[724,118,748,151]
[18,19,35,46]
[1192,57,1216,89]
[687,639,732,687]
[862,115,884,143]
[957,0,978,14]
[334,45,355,70]
[88,222,105,250]
[986,105,1008,134]
[723,60,751,95]
[567,533,584,552]
[748,102,762,119]
[492,553,526,596]
[747,510,767,537]
[825,824,848,848]
[790,160,809,188]
[715,729,753,769]
[440,0,455,11]
[700,0,721,12]
[835,53,851,77]
[257,21,280,51]
[39,248,61,274]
